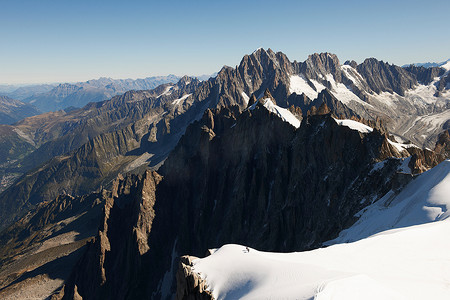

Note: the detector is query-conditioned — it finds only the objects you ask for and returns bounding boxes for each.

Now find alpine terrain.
[0,49,449,300]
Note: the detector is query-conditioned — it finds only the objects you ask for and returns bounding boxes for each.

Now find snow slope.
[172,94,191,106]
[329,159,450,243]
[192,160,450,300]
[289,75,325,100]
[249,98,300,128]
[333,118,373,134]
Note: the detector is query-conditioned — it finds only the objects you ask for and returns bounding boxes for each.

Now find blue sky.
[1,0,449,84]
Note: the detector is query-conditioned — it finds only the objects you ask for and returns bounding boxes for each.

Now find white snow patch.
[441,60,450,72]
[157,86,173,98]
[340,65,364,88]
[325,74,372,107]
[333,118,373,134]
[289,74,325,100]
[172,93,191,106]
[404,76,442,105]
[241,92,249,105]
[387,138,417,152]
[249,98,300,128]
[373,91,400,107]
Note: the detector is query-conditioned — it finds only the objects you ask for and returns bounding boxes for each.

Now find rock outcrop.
[142,106,441,298]
[9,101,448,300]
[0,191,105,299]
[58,170,161,300]
[176,256,213,300]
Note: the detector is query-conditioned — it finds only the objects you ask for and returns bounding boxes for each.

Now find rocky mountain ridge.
[1,48,449,231]
[0,76,206,230]
[55,100,446,299]
[20,75,180,112]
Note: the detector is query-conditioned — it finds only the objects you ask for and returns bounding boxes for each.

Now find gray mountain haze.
[402,58,450,68]
[0,96,41,124]
[20,75,181,112]
[0,84,57,101]
[0,48,449,300]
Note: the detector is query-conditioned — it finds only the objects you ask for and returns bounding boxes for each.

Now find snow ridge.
[333,118,373,134]
[249,98,300,128]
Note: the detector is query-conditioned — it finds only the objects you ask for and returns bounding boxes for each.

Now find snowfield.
[333,118,418,152]
[192,160,450,300]
[249,98,300,128]
[289,74,325,100]
[172,93,191,106]
[333,118,373,134]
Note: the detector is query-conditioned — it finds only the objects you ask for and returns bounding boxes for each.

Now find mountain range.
[19,75,181,112]
[0,48,449,299]
[0,96,41,125]
[402,59,450,69]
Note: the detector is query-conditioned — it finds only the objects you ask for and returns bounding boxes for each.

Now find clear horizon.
[1,0,449,85]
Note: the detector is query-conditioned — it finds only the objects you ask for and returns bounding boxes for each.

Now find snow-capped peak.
[249,98,300,128]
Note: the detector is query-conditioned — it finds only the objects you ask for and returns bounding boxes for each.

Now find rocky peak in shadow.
[56,170,162,300]
[57,102,445,299]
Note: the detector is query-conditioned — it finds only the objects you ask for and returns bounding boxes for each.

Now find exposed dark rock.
[20,103,447,300]
[434,130,450,158]
[294,53,342,82]
[247,94,257,107]
[357,58,417,96]
[344,60,358,69]
[309,89,358,118]
[176,256,213,300]
[59,170,161,300]
[0,191,105,299]
[144,107,434,298]
[403,65,445,85]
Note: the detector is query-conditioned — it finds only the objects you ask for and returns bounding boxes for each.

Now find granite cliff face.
[2,50,449,217]
[176,255,212,300]
[57,102,445,299]
[0,49,449,299]
[0,77,204,230]
[57,170,161,300]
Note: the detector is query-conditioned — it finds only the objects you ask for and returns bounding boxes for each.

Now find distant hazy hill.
[402,58,450,68]
[22,75,180,112]
[0,96,41,124]
[4,84,57,100]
